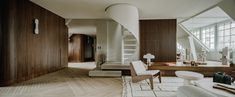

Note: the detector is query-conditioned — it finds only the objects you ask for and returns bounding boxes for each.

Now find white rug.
[122,76,184,97]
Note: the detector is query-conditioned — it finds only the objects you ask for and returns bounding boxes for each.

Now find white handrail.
[179,24,210,52]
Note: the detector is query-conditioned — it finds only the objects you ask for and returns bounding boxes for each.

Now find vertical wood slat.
[140,19,176,62]
[0,0,68,86]
[68,34,85,62]
[68,34,95,62]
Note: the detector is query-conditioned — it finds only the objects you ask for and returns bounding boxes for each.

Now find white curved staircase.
[122,28,138,64]
[89,4,139,77]
[106,4,140,65]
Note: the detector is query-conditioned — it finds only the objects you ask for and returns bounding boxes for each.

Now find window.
[189,21,235,51]
[177,43,184,50]
[191,29,200,39]
[217,21,235,50]
[201,26,215,49]
[177,43,185,55]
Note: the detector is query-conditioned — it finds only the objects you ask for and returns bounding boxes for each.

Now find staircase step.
[124,51,134,54]
[123,58,128,60]
[124,49,135,51]
[124,42,137,45]
[124,53,133,56]
[122,28,137,65]
[124,41,137,44]
[124,44,136,46]
[124,39,136,41]
[124,35,135,39]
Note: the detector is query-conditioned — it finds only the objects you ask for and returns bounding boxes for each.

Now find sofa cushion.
[161,63,176,66]
[131,61,147,75]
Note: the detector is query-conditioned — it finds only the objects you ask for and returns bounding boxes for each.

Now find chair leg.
[149,77,154,90]
[158,72,162,83]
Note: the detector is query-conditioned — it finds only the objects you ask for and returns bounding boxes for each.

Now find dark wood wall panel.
[68,34,95,62]
[0,0,4,84]
[0,0,17,86]
[60,18,68,68]
[0,0,68,86]
[68,34,85,62]
[140,20,176,62]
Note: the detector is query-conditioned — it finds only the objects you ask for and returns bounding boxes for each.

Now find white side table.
[175,71,204,85]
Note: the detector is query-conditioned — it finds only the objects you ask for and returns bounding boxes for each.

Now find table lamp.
[143,53,155,66]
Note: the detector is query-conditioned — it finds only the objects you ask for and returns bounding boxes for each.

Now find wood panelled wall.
[68,34,95,62]
[0,0,68,86]
[69,34,85,62]
[0,0,4,85]
[140,19,176,62]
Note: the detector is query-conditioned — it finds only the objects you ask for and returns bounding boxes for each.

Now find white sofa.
[177,85,218,97]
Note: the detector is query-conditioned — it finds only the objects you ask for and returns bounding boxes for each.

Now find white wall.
[68,19,97,35]
[177,25,190,49]
[107,20,122,62]
[96,20,108,62]
[95,20,123,63]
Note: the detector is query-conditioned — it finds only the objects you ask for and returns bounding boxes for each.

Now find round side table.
[175,71,204,85]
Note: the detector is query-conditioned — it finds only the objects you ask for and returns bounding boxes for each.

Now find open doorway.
[68,34,96,62]
[67,19,97,65]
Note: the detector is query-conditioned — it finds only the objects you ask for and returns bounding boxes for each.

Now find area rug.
[122,76,184,97]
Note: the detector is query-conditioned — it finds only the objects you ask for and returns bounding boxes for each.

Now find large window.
[177,43,185,60]
[177,43,185,52]
[201,26,215,49]
[190,21,235,50]
[217,21,235,50]
[191,29,200,39]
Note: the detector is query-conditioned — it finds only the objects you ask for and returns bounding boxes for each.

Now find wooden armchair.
[130,60,161,89]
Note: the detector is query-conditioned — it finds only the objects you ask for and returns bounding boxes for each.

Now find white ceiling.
[182,6,231,31]
[68,19,97,35]
[30,0,222,19]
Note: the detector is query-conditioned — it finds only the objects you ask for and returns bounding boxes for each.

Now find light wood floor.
[0,62,123,97]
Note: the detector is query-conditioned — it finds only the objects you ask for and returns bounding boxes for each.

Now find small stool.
[175,71,204,85]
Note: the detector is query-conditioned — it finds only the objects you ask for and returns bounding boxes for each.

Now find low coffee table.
[175,71,204,85]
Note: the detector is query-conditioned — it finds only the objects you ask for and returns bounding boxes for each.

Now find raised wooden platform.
[149,62,235,77]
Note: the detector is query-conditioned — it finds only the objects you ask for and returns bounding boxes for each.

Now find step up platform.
[101,62,130,70]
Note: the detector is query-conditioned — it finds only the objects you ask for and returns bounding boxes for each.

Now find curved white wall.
[105,4,139,42]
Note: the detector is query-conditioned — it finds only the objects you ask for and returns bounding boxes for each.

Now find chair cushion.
[131,61,147,75]
[138,70,160,76]
[132,61,160,76]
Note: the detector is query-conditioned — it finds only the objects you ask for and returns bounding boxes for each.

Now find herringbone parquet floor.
[0,62,122,97]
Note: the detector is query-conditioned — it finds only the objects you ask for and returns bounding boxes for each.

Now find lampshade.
[143,53,155,59]
[143,53,155,65]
